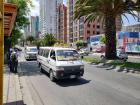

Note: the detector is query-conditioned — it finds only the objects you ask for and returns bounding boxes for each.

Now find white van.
[25,46,38,60]
[37,47,84,81]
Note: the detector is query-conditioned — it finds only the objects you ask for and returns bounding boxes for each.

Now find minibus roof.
[39,47,76,50]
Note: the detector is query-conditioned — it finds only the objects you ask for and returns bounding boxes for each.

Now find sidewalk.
[3,65,24,105]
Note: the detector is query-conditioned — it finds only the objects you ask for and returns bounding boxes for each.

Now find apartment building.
[67,0,104,44]
[39,0,63,38]
[57,4,67,43]
[67,0,122,45]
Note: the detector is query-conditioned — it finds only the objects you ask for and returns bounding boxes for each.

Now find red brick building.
[57,4,67,43]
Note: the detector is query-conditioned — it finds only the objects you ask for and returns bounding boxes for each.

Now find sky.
[30,0,140,26]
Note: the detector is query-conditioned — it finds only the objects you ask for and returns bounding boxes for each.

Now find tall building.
[39,0,63,38]
[57,4,67,43]
[31,16,39,37]
[67,0,104,44]
[67,0,122,45]
[24,16,39,39]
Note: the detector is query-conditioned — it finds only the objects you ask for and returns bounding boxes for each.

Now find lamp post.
[0,0,4,105]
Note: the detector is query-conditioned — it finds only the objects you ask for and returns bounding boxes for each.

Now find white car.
[100,50,128,61]
[24,46,38,60]
[78,48,89,56]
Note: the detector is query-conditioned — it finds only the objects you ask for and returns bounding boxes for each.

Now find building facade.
[58,4,67,43]
[67,0,104,45]
[67,0,122,45]
[122,24,140,32]
[31,16,39,38]
[39,0,63,38]
[24,16,39,39]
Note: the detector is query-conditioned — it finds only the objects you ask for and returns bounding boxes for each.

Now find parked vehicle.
[24,46,38,60]
[78,48,89,56]
[37,47,84,81]
[100,49,128,61]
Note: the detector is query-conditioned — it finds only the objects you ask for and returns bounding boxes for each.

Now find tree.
[74,0,140,59]
[9,0,31,46]
[26,36,35,44]
[75,40,84,49]
[43,33,56,46]
[99,35,105,44]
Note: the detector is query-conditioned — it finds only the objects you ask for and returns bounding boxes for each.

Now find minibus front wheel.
[49,70,55,82]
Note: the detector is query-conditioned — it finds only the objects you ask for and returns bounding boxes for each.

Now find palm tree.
[74,0,140,59]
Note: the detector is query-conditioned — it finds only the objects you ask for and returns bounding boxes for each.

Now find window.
[50,50,56,60]
[97,25,100,28]
[42,50,46,57]
[93,31,95,34]
[97,32,100,34]
[44,49,50,58]
[93,25,95,28]
[87,30,90,34]
[39,49,43,55]
[87,24,90,27]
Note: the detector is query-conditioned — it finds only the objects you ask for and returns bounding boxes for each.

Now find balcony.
[4,3,17,36]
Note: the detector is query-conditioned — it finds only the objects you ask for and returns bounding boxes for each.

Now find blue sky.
[31,0,140,26]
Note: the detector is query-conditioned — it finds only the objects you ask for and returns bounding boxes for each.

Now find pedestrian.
[10,50,18,73]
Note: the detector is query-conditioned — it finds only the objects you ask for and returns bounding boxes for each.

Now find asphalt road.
[18,52,140,105]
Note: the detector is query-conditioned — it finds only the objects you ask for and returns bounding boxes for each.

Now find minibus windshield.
[57,50,80,61]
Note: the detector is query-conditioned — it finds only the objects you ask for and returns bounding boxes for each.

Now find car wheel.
[101,55,105,59]
[49,70,55,82]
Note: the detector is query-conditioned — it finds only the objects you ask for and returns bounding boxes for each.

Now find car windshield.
[57,50,80,61]
[27,48,38,52]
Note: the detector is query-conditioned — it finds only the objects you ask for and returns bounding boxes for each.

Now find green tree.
[74,0,140,59]
[43,33,56,46]
[26,36,35,44]
[99,35,105,44]
[76,40,84,49]
[10,0,31,46]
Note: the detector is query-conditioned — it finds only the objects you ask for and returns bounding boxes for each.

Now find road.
[18,51,140,105]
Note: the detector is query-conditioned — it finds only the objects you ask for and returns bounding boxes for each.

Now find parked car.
[78,48,89,56]
[37,47,84,81]
[100,49,128,61]
[24,46,38,60]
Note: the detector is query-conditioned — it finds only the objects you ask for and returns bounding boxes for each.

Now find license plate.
[70,75,76,79]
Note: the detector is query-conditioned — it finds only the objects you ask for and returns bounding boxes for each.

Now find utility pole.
[0,0,4,105]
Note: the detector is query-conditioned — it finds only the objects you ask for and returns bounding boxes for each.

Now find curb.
[86,61,140,74]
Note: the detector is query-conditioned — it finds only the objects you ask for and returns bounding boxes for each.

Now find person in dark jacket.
[10,51,18,73]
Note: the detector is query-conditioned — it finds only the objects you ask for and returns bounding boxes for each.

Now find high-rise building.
[39,0,63,38]
[67,0,104,44]
[24,16,39,39]
[57,4,67,43]
[31,16,39,38]
[67,0,122,45]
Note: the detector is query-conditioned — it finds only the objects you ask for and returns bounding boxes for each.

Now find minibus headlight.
[56,66,64,71]
[80,65,84,69]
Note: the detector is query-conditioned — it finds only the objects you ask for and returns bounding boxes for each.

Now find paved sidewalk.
[3,65,24,105]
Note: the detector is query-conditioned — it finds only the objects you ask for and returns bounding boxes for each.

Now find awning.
[4,3,17,36]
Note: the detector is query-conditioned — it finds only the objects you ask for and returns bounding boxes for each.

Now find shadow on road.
[56,78,91,87]
[18,61,43,77]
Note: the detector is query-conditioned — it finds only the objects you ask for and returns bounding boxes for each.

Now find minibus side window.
[44,49,50,58]
[50,50,56,60]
